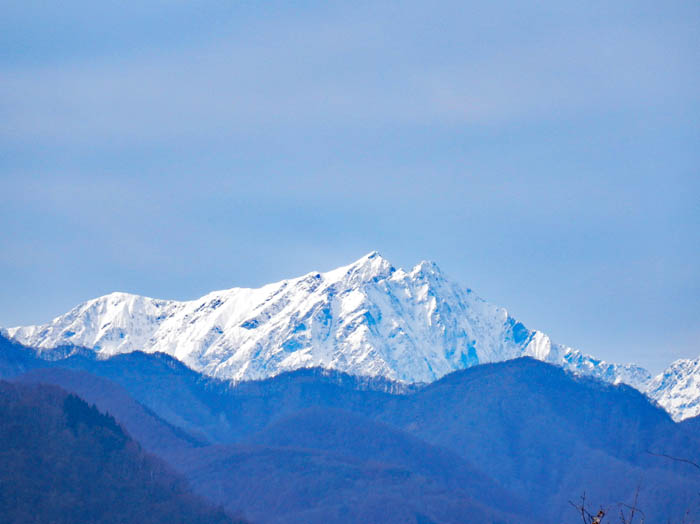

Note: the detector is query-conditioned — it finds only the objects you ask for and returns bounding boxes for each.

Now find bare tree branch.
[620,486,644,524]
[570,493,607,524]
[646,450,700,471]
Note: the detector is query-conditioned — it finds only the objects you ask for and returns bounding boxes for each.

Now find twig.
[646,450,700,471]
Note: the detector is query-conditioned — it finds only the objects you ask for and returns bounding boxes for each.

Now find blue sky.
[1,1,698,372]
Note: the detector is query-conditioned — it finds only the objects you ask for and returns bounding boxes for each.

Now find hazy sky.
[2,1,698,373]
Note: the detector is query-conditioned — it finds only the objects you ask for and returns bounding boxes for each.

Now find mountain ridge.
[1,334,698,523]
[2,252,695,419]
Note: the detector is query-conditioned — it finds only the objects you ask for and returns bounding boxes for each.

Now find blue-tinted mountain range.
[1,333,698,523]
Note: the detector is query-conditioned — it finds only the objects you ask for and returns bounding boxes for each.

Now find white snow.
[647,357,700,422]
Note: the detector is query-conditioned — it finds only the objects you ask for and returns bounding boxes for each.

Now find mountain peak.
[357,250,391,268]
[7,253,682,416]
[647,355,700,421]
[324,251,395,283]
[410,259,444,279]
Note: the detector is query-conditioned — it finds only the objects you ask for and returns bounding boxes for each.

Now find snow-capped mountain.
[647,357,700,421]
[2,252,651,391]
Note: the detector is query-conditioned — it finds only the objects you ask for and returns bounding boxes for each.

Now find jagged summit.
[3,252,686,415]
[362,250,383,261]
[647,356,700,421]
[324,251,396,283]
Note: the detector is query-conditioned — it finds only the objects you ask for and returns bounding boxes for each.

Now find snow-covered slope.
[2,252,651,391]
[647,357,700,421]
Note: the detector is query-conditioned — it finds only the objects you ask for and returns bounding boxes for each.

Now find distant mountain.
[0,340,539,523]
[0,334,240,443]
[14,367,205,456]
[178,358,700,523]
[2,252,651,389]
[377,358,700,522]
[179,409,538,524]
[0,333,416,444]
[2,336,698,523]
[648,356,700,421]
[0,380,240,524]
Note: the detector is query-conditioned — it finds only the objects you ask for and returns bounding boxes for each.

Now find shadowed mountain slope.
[2,335,699,523]
[14,367,204,457]
[7,359,537,523]
[178,442,533,524]
[0,380,241,524]
[377,358,700,522]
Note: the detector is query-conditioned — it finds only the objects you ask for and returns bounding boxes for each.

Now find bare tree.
[570,487,645,524]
